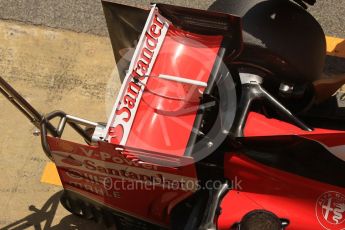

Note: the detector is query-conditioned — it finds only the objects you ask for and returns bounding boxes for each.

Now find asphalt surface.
[0,0,344,38]
[0,20,117,229]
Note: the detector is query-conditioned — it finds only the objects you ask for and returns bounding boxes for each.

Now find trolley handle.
[0,76,43,129]
[1,76,99,160]
[40,111,98,160]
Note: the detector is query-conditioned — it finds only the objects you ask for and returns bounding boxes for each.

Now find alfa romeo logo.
[316,191,345,230]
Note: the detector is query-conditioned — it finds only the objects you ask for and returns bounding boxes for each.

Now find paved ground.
[0,0,344,38]
[0,0,344,229]
[0,20,118,229]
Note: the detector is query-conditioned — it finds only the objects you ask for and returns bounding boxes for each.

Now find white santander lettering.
[105,6,169,145]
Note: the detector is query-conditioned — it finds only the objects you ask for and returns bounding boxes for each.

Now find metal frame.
[198,182,230,230]
[0,76,101,160]
[0,77,44,129]
[231,74,312,137]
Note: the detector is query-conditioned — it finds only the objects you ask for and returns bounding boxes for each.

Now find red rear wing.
[104,4,242,157]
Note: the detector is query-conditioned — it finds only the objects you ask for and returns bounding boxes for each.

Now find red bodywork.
[48,5,224,227]
[124,27,222,156]
[48,4,345,230]
[105,6,223,157]
[48,137,198,227]
[218,112,345,230]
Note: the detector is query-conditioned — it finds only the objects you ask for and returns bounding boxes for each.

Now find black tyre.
[209,0,326,85]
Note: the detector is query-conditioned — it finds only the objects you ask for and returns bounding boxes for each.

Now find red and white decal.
[52,150,197,191]
[105,5,170,145]
[47,137,198,226]
[316,191,345,230]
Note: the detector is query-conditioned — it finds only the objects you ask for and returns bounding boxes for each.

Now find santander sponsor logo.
[106,6,169,145]
[131,15,165,79]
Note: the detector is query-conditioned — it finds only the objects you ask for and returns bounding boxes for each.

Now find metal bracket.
[198,182,230,230]
[91,125,107,143]
[231,74,312,137]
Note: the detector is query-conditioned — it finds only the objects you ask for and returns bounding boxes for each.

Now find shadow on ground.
[0,191,108,230]
[325,40,345,75]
